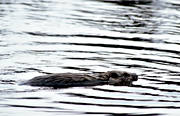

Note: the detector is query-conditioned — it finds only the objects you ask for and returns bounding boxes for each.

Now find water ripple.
[1,0,180,116]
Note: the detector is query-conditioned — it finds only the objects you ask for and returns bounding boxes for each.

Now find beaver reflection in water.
[25,71,138,88]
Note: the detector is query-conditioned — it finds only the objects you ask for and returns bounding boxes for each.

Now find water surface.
[0,0,180,115]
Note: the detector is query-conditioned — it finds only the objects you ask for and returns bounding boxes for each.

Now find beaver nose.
[132,73,138,81]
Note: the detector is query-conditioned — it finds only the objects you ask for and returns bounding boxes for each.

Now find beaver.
[24,71,138,88]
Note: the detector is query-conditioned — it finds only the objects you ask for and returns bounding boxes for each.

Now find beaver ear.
[108,71,119,78]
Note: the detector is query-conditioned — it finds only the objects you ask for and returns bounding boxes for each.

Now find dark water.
[1,0,180,115]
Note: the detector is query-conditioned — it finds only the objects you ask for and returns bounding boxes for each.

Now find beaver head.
[105,71,138,86]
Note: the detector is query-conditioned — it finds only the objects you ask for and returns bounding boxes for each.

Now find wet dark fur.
[24,71,138,88]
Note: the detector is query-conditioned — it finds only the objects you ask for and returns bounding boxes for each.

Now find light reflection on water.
[0,0,180,115]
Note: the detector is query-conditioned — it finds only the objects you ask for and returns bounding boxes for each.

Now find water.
[0,0,180,115]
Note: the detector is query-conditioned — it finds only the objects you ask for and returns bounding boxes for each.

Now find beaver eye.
[123,72,130,77]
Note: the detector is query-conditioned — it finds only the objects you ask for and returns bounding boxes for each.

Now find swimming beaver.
[25,71,138,88]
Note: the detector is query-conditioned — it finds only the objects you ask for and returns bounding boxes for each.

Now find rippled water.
[1,0,180,115]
